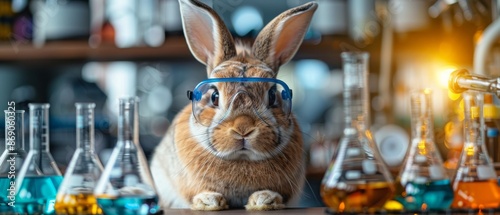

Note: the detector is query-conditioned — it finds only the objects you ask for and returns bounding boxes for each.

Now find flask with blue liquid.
[0,110,28,212]
[94,97,159,215]
[395,89,454,211]
[13,103,63,214]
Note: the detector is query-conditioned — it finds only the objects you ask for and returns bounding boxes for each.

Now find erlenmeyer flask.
[0,110,27,212]
[14,103,63,214]
[451,91,500,209]
[320,52,395,213]
[94,97,158,215]
[55,103,104,214]
[395,89,454,211]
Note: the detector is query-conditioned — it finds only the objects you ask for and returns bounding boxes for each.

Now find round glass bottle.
[55,103,104,214]
[395,89,454,211]
[320,52,395,213]
[94,97,158,215]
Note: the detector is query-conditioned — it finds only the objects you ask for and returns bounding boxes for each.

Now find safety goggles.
[187,77,293,126]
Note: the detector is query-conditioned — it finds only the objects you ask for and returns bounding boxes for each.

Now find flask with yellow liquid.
[55,103,104,214]
[320,52,395,213]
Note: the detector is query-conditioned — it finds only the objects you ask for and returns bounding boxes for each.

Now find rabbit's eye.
[268,86,277,107]
[211,90,219,107]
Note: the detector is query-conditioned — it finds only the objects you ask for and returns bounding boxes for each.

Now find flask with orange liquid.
[451,91,500,209]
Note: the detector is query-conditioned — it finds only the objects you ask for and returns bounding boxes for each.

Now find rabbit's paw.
[191,192,228,211]
[245,190,285,211]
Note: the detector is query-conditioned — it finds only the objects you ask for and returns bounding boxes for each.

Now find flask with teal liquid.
[13,103,63,214]
[94,97,159,215]
[395,89,454,211]
[0,110,28,212]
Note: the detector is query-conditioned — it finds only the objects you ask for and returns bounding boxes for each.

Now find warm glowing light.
[421,203,428,211]
[436,66,456,89]
[383,200,404,210]
[466,144,475,156]
[339,202,345,212]
[431,63,461,99]
[471,106,479,119]
[448,90,461,101]
[458,99,465,121]
[418,140,427,155]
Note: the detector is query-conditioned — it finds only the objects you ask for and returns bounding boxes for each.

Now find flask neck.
[462,92,485,147]
[76,103,96,152]
[342,52,370,131]
[118,98,139,144]
[29,104,50,153]
[410,90,434,141]
[4,111,25,152]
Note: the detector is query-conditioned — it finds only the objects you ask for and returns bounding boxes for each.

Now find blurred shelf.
[0,35,353,64]
[0,37,192,62]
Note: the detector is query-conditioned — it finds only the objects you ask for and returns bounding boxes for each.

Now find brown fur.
[150,0,317,210]
[170,105,303,206]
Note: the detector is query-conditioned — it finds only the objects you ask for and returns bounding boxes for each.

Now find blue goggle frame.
[187,77,293,101]
[187,77,293,126]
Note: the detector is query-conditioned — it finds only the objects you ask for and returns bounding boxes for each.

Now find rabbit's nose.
[229,115,257,139]
[230,128,256,139]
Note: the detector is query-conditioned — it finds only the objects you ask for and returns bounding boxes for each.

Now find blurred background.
[0,0,497,208]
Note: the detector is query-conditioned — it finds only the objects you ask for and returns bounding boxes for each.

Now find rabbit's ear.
[252,2,317,73]
[179,0,237,74]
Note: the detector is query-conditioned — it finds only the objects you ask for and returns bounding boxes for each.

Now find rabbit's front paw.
[245,190,285,211]
[191,191,228,211]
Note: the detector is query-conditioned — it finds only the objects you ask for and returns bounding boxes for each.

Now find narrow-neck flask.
[0,110,27,211]
[320,52,394,213]
[451,91,500,209]
[395,89,454,211]
[55,103,104,214]
[14,103,62,214]
[94,97,158,215]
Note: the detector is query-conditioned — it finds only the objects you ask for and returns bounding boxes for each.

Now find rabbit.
[149,0,317,211]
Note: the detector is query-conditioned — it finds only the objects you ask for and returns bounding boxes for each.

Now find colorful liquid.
[321,182,394,213]
[0,175,62,214]
[96,195,159,215]
[395,179,454,210]
[451,179,500,209]
[55,192,102,215]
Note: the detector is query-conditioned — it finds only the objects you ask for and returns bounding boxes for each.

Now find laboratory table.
[161,207,327,215]
[160,207,500,215]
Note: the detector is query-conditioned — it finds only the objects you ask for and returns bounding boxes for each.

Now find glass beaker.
[94,97,158,215]
[0,110,27,212]
[14,103,63,214]
[451,91,500,209]
[395,89,454,211]
[55,103,104,214]
[320,52,395,213]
